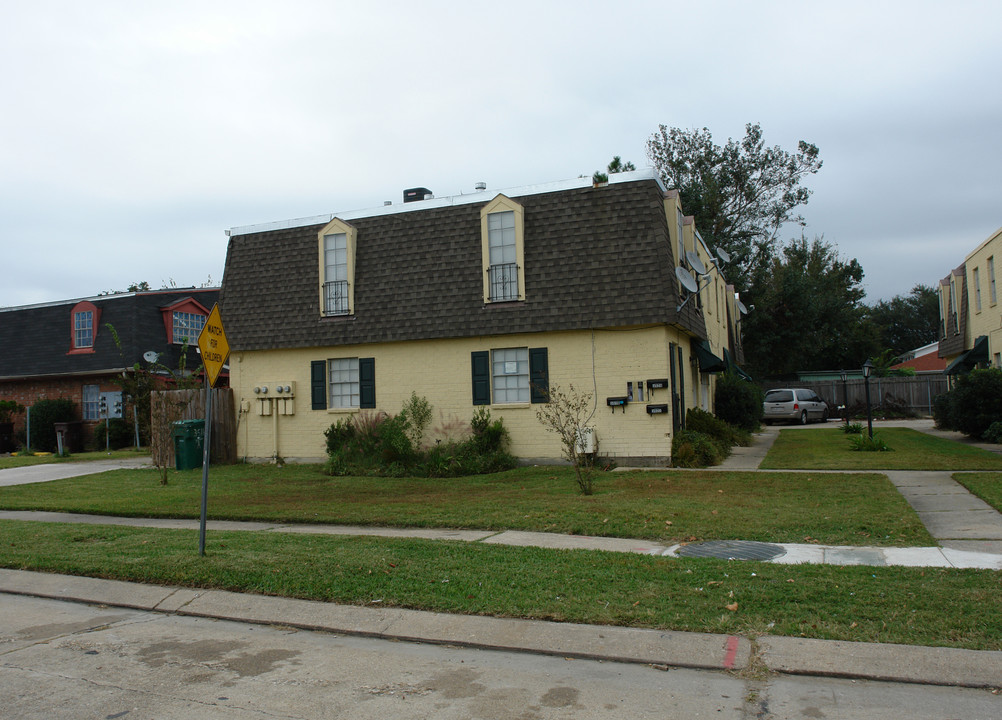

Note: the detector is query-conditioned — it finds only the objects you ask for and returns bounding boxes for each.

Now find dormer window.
[173,311,206,344]
[318,218,357,317]
[69,300,100,354]
[481,195,525,303]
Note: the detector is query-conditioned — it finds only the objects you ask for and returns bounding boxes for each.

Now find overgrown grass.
[0,465,933,546]
[0,448,147,470]
[954,472,1002,512]
[761,428,1002,470]
[0,520,998,650]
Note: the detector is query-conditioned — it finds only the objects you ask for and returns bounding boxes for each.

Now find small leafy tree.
[713,373,764,431]
[400,391,433,449]
[934,369,1002,439]
[535,383,597,495]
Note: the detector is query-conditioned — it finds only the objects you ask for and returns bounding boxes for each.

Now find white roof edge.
[0,287,220,313]
[228,169,666,237]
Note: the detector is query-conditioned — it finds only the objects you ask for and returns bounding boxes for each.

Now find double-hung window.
[487,211,518,301]
[472,347,548,405]
[990,257,997,305]
[82,384,100,420]
[974,267,982,312]
[75,310,93,348]
[312,357,375,410]
[324,232,349,315]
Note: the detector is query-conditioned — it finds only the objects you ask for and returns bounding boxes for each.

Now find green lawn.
[1,520,998,651]
[0,448,147,470]
[0,464,933,547]
[760,428,1002,470]
[954,472,1002,512]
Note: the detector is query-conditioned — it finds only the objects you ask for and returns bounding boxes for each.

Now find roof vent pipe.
[403,187,433,203]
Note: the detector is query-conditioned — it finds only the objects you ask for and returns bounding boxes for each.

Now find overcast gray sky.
[2,0,999,308]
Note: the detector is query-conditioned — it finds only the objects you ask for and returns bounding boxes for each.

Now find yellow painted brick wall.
[231,326,702,463]
[965,227,1002,362]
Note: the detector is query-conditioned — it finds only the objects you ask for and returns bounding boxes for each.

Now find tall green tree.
[646,123,822,292]
[866,284,940,357]
[741,235,879,377]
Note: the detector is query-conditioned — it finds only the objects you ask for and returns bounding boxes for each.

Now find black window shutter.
[529,347,549,403]
[311,360,327,410]
[359,357,376,409]
[471,351,490,405]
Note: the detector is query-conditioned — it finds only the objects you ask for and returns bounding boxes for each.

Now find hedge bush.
[713,372,764,432]
[27,398,77,452]
[933,369,1002,439]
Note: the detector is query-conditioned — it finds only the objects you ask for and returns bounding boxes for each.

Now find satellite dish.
[716,247,731,263]
[675,266,699,294]
[685,250,707,276]
[143,351,159,363]
[736,300,749,315]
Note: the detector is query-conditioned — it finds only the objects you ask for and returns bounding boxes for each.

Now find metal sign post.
[196,305,229,557]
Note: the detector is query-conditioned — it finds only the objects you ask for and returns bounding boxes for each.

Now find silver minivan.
[762,388,829,425]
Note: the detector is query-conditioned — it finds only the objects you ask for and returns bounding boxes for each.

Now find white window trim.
[328,357,360,409]
[491,347,530,405]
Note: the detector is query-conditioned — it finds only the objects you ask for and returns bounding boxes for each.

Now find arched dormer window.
[69,300,100,354]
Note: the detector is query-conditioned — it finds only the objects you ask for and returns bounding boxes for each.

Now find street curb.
[0,568,749,673]
[2,568,1000,689]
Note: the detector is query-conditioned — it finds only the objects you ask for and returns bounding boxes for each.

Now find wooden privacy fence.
[151,388,236,467]
[762,376,949,417]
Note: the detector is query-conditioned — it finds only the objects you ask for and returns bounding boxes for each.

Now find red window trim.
[68,301,100,355]
[161,298,211,345]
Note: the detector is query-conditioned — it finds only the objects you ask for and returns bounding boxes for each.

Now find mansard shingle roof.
[219,176,706,351]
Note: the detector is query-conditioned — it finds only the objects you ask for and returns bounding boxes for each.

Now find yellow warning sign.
[197,304,230,387]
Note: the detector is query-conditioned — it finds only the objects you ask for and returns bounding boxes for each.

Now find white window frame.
[82,384,100,420]
[173,311,206,345]
[974,267,982,312]
[329,357,360,409]
[990,256,997,305]
[491,347,530,404]
[75,310,93,348]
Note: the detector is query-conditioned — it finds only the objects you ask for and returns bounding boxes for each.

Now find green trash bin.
[172,419,205,470]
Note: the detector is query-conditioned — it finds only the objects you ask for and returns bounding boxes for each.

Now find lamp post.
[839,369,848,424]
[862,359,874,439]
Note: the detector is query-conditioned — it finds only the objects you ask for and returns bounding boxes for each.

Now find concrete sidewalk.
[0,457,152,487]
[1,567,999,690]
[3,509,1002,569]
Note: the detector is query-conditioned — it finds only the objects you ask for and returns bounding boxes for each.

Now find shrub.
[27,398,77,452]
[849,432,892,452]
[671,429,725,468]
[932,392,953,430]
[686,407,749,448]
[934,369,1002,438]
[92,418,134,450]
[713,372,764,432]
[841,422,863,434]
[982,421,1002,444]
[322,401,515,478]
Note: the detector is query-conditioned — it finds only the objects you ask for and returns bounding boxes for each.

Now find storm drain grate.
[675,540,786,561]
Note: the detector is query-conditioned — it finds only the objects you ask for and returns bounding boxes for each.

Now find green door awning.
[945,335,989,375]
[722,348,754,381]
[694,340,727,373]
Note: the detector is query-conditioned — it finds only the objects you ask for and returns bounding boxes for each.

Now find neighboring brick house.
[219,170,745,464]
[0,288,221,448]
[939,226,1002,377]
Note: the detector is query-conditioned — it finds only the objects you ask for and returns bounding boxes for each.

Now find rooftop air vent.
[475,181,487,191]
[403,187,433,203]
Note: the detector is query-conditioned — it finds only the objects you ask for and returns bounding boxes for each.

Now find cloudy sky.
[2,1,999,309]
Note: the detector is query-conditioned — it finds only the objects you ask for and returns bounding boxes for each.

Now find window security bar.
[324,280,349,315]
[488,263,519,302]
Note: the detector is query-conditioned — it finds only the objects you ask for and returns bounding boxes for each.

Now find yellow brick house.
[219,170,743,464]
[940,226,1002,376]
